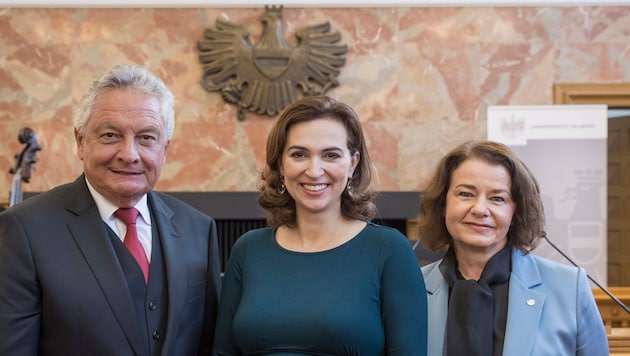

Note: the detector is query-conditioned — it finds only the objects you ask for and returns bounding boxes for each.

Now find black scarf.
[439,245,511,356]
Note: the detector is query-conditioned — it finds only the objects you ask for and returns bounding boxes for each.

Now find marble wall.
[1,6,629,202]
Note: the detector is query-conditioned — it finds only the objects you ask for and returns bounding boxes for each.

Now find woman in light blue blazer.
[418,140,608,356]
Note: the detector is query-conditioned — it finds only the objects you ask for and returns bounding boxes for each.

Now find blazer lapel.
[422,262,449,356]
[64,176,146,355]
[147,193,187,355]
[502,250,545,356]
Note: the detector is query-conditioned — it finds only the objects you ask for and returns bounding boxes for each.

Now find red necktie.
[115,208,149,284]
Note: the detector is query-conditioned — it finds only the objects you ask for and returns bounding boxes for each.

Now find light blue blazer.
[422,249,609,356]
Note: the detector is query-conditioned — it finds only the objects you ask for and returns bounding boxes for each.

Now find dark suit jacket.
[0,176,221,355]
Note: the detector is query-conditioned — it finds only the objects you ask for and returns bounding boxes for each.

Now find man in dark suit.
[0,63,221,355]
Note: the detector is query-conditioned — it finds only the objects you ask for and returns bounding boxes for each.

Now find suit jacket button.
[152,331,160,340]
[148,301,157,310]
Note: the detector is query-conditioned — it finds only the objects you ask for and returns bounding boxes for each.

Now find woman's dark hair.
[417,140,545,254]
[258,96,376,227]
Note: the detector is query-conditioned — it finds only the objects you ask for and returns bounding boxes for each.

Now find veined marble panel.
[1,6,630,202]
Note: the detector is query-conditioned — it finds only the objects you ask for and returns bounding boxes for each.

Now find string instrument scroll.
[8,127,41,207]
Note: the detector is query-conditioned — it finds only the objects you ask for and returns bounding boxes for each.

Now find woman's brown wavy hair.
[258,96,377,228]
[417,140,545,254]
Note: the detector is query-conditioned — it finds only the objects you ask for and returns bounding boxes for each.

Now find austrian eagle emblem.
[197,6,348,121]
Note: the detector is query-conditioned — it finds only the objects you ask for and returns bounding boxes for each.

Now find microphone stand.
[542,231,630,315]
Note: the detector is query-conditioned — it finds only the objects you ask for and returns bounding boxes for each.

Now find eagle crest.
[197,6,348,121]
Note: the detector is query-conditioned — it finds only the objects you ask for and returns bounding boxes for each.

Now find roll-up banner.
[488,105,608,286]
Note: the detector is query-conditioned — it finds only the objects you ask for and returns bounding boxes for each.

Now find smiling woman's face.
[279,117,358,217]
[445,158,516,258]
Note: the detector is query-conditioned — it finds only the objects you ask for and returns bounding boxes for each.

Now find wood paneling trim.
[594,287,630,328]
[554,83,630,107]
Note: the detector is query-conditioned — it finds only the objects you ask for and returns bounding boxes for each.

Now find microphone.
[542,231,630,315]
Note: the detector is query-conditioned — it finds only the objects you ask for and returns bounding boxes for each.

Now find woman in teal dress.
[212,96,428,355]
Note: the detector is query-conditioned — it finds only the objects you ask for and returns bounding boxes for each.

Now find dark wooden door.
[608,115,630,286]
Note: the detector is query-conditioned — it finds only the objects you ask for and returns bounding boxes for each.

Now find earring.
[278,178,286,194]
[346,178,352,193]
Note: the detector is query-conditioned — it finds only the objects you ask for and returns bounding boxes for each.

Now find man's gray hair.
[74,63,175,140]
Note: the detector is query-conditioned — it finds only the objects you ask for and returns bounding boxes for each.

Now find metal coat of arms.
[197,6,347,121]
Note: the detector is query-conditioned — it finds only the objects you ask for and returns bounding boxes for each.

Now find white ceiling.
[2,0,629,7]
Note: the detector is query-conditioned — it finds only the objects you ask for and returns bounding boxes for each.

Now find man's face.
[76,88,169,207]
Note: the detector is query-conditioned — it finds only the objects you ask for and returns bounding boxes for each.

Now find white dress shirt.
[85,177,153,262]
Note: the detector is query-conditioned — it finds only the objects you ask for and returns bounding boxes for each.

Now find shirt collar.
[84,176,150,224]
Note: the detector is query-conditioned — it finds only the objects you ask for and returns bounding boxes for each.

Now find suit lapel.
[502,250,545,356]
[147,193,186,355]
[425,250,548,356]
[64,176,147,355]
[422,262,449,356]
